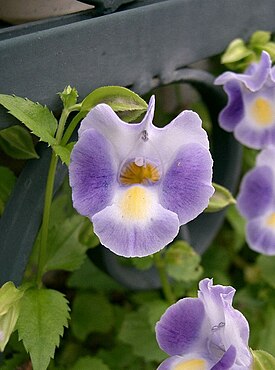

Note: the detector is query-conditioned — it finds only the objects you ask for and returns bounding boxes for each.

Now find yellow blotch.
[120,186,151,220]
[266,212,275,228]
[251,98,273,126]
[120,161,160,185]
[174,358,206,370]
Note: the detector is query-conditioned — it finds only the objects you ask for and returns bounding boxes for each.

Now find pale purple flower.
[237,147,275,255]
[215,51,275,149]
[69,96,214,257]
[155,278,252,370]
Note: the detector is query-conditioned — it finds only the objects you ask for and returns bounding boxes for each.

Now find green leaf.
[257,255,275,289]
[221,38,253,64]
[263,42,275,60]
[52,142,75,166]
[72,356,110,370]
[0,95,58,146]
[0,125,39,159]
[71,292,114,341]
[81,86,148,122]
[226,205,246,251]
[0,166,16,216]
[252,349,275,369]
[118,306,166,362]
[165,241,202,282]
[78,217,100,248]
[17,288,70,370]
[257,306,275,356]
[206,183,236,212]
[44,215,87,273]
[59,86,79,109]
[249,31,271,46]
[131,256,154,270]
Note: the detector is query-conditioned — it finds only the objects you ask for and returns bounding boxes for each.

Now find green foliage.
[252,349,275,369]
[71,292,114,341]
[165,241,202,282]
[206,183,236,213]
[221,30,275,71]
[17,288,70,370]
[81,86,148,122]
[78,218,100,249]
[131,255,154,270]
[52,142,74,166]
[0,166,16,216]
[72,356,110,370]
[59,86,79,109]
[0,125,39,159]
[257,255,275,289]
[0,95,57,146]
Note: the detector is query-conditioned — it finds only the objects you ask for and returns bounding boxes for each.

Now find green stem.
[153,253,175,305]
[61,110,86,145]
[36,108,70,286]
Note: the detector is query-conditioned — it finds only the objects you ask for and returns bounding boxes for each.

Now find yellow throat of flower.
[266,212,275,228]
[120,160,160,185]
[251,97,273,126]
[174,359,206,370]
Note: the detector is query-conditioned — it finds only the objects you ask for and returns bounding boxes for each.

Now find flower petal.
[69,128,116,217]
[91,185,179,257]
[218,80,244,131]
[215,51,271,91]
[256,146,275,176]
[211,346,236,370]
[237,166,273,220]
[246,216,275,255]
[234,120,275,149]
[156,298,206,356]
[160,143,214,224]
[157,355,210,370]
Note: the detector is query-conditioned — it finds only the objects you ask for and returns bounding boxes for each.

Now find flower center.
[119,158,160,185]
[174,359,206,370]
[266,212,275,228]
[251,97,273,126]
[120,186,152,220]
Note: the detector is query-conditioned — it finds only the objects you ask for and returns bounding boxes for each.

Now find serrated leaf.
[165,241,202,282]
[72,356,110,370]
[44,215,87,273]
[71,292,114,341]
[252,349,275,369]
[0,125,39,159]
[249,31,271,46]
[118,306,166,362]
[81,86,148,122]
[206,183,236,212]
[17,288,70,370]
[221,39,253,64]
[52,142,75,166]
[0,95,58,146]
[0,166,16,216]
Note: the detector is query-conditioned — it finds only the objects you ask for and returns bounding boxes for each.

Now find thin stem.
[153,253,175,305]
[61,111,86,146]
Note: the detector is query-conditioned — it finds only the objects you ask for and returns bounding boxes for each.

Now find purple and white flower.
[155,278,252,370]
[69,96,214,257]
[237,147,275,255]
[215,51,275,149]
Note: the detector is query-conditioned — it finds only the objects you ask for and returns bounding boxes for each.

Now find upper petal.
[155,297,206,356]
[215,51,271,92]
[69,128,116,217]
[160,143,214,225]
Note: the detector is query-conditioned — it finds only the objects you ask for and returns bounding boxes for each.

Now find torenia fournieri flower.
[237,147,275,255]
[215,51,275,149]
[155,278,252,370]
[69,96,214,257]
[0,282,24,352]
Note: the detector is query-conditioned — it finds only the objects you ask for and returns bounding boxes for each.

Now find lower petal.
[247,216,275,255]
[234,119,275,149]
[92,185,179,257]
[158,355,210,370]
[161,143,214,224]
[156,298,206,356]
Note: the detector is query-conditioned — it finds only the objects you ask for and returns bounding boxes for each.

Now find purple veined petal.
[160,143,214,225]
[91,185,179,257]
[234,119,275,149]
[218,80,244,131]
[157,355,212,370]
[155,297,206,356]
[211,346,236,370]
[146,110,210,173]
[77,97,156,164]
[215,51,271,92]
[237,166,273,220]
[69,128,116,218]
[246,216,275,255]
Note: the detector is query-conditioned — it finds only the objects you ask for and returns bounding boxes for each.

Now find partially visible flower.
[69,96,214,257]
[215,51,275,149]
[237,147,275,255]
[0,281,24,351]
[155,278,252,370]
